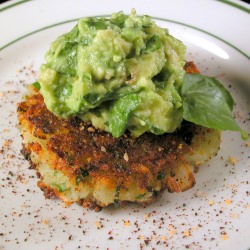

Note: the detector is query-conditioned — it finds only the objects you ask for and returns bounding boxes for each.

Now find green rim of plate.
[0,0,31,12]
[154,17,250,60]
[0,18,77,51]
[0,0,249,58]
[0,0,249,13]
[216,0,250,14]
[0,16,249,60]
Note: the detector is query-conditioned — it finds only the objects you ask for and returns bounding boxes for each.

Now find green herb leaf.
[144,35,161,53]
[52,183,67,192]
[114,186,121,208]
[136,193,146,199]
[182,74,248,140]
[110,11,126,28]
[32,81,41,90]
[157,171,166,180]
[84,93,100,105]
[76,168,89,185]
[76,176,83,185]
[85,17,107,30]
[109,93,140,137]
[135,115,165,135]
[80,168,89,177]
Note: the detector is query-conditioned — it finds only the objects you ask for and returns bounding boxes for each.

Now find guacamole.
[39,10,186,137]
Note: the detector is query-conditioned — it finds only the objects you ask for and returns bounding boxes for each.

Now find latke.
[17,87,220,211]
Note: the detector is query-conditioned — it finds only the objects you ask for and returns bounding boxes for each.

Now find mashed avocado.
[39,10,186,137]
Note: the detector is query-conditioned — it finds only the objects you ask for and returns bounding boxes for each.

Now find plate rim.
[0,1,249,249]
[0,0,249,13]
[0,15,249,61]
[0,0,249,59]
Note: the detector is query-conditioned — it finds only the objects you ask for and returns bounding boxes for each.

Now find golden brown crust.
[16,62,220,209]
[18,90,196,192]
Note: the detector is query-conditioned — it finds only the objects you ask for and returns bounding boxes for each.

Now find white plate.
[0,0,249,249]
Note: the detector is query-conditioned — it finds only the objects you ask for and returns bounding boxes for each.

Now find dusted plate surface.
[0,0,249,249]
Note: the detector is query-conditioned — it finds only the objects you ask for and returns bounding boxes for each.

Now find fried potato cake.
[17,84,220,211]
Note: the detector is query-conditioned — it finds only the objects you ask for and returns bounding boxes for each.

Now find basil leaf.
[136,193,146,199]
[182,74,247,140]
[52,183,67,192]
[84,93,100,105]
[32,81,41,90]
[85,17,107,30]
[76,168,89,185]
[144,35,161,53]
[157,171,166,180]
[134,115,165,135]
[109,93,140,137]
[80,168,89,177]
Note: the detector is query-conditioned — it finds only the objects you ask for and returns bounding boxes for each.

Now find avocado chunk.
[39,10,186,137]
